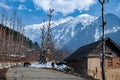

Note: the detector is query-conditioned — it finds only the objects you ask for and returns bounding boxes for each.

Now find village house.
[65,37,120,80]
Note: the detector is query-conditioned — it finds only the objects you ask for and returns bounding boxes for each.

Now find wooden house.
[65,37,120,80]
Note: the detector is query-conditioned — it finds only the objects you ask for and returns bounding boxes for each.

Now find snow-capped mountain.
[62,13,120,53]
[24,13,120,54]
[24,16,74,43]
[51,14,97,48]
[24,14,97,46]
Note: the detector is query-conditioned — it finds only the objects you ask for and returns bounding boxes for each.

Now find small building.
[65,37,120,80]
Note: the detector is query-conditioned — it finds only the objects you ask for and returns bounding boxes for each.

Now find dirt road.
[6,67,86,80]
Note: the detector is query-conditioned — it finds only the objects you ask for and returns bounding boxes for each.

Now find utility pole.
[98,0,109,80]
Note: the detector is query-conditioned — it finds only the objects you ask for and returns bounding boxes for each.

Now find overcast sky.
[0,0,120,25]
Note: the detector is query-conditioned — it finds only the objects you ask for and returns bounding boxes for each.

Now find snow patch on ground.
[30,62,67,70]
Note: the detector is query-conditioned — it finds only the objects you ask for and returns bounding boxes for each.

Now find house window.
[108,59,113,67]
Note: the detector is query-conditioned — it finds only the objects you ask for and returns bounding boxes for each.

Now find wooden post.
[98,0,109,80]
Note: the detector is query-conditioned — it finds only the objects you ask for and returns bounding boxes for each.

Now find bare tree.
[16,17,21,63]
[1,13,7,61]
[5,15,8,27]
[0,10,6,60]
[0,10,4,59]
[1,10,5,25]
[19,20,25,62]
[12,10,17,42]
[12,10,17,60]
[39,20,46,63]
[39,9,64,63]
[45,8,55,61]
[46,9,54,49]
[8,17,13,60]
[39,9,57,63]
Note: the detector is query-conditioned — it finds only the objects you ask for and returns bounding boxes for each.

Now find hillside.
[0,24,40,62]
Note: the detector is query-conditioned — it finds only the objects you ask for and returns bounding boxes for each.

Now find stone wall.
[105,58,120,68]
[87,58,101,80]
[87,58,120,80]
[105,69,120,80]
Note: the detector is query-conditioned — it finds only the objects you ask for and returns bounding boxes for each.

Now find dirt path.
[6,67,86,80]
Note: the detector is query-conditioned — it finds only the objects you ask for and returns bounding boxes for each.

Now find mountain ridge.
[24,13,120,56]
[62,13,120,54]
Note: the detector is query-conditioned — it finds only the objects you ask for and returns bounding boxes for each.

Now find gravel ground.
[6,67,86,80]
